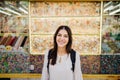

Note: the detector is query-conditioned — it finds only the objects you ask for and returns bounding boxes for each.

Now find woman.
[41,25,83,80]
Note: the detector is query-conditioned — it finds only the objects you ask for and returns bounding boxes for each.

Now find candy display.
[30,2,100,16]
[31,35,53,54]
[100,55,120,74]
[0,10,29,53]
[102,15,120,54]
[30,55,44,73]
[0,35,29,53]
[30,1,101,56]
[0,16,29,33]
[0,0,119,77]
[73,35,100,54]
[80,55,100,74]
[30,35,100,55]
[0,52,29,73]
[0,54,120,74]
[29,55,101,74]
[31,17,100,34]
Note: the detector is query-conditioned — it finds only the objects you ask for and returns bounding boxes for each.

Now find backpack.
[47,49,76,73]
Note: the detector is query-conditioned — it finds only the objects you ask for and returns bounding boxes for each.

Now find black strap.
[70,49,76,72]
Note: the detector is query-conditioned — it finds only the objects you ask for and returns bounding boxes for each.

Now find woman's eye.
[57,34,61,36]
[64,35,68,38]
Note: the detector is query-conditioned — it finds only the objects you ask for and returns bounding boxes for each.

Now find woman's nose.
[60,36,64,40]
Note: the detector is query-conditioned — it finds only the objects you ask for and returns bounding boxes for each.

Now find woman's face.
[56,29,69,48]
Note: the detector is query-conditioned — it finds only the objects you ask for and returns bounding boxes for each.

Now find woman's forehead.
[58,29,68,34]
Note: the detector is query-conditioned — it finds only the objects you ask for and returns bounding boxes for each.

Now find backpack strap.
[47,49,52,73]
[70,49,76,72]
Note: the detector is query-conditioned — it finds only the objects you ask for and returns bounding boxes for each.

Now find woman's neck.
[57,47,67,56]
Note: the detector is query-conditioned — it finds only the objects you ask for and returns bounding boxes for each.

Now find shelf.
[0,50,29,53]
[30,16,101,18]
[0,33,29,36]
[31,33,100,36]
[30,53,102,55]
[29,52,120,55]
[103,14,120,16]
[0,74,119,78]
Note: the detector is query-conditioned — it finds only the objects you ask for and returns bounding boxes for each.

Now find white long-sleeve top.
[41,50,83,80]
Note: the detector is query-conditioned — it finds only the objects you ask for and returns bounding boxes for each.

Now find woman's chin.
[58,45,66,48]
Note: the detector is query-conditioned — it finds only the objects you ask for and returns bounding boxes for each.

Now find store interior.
[0,0,120,80]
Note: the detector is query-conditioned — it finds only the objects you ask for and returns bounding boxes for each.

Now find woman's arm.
[41,50,49,80]
[74,52,83,80]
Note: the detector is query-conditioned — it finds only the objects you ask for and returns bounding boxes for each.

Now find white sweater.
[41,50,83,80]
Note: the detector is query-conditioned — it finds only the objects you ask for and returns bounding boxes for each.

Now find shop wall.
[29,1,120,75]
[0,0,120,80]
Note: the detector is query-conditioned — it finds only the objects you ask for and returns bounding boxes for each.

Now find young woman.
[41,25,83,80]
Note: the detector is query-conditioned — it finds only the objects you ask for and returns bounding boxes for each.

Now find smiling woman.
[56,29,69,48]
[41,25,83,80]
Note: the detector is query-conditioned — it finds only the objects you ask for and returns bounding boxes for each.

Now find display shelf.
[0,0,29,54]
[31,16,101,18]
[0,33,29,36]
[103,14,120,16]
[30,35,53,55]
[73,35,100,54]
[0,74,119,79]
[0,16,29,33]
[1,53,119,74]
[30,35,100,55]
[30,17,100,34]
[26,55,120,74]
[101,1,120,54]
[0,34,29,53]
[0,52,29,73]
[31,53,102,55]
[30,1,101,17]
[100,55,120,74]
[31,33,100,35]
[101,15,120,54]
[29,1,101,55]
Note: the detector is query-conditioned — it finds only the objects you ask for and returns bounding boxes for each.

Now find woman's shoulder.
[44,49,49,56]
[44,49,53,56]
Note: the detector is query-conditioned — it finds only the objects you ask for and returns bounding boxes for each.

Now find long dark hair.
[49,25,73,65]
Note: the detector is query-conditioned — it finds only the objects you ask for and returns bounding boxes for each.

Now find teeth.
[59,41,65,44]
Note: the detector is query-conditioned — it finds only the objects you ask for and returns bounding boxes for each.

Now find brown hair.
[50,25,73,65]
